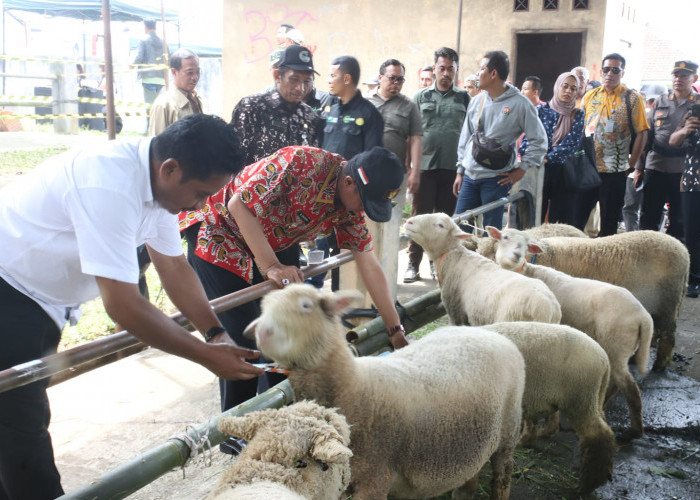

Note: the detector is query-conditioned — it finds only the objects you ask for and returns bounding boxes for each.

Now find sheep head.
[486,226,543,271]
[244,285,362,370]
[218,401,352,466]
[404,213,471,260]
[213,401,353,498]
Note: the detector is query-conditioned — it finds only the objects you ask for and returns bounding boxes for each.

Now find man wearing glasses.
[368,58,423,290]
[578,53,649,236]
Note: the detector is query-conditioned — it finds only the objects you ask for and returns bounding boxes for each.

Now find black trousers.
[573,171,627,236]
[640,170,683,240]
[0,278,64,500]
[543,163,576,225]
[408,169,458,265]
[183,225,294,411]
[682,191,700,285]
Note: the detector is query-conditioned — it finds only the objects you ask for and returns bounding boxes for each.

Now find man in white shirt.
[0,114,264,499]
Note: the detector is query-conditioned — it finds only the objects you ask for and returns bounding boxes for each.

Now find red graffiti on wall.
[243,4,319,64]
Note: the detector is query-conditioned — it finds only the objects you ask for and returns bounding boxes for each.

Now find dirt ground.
[49,256,700,500]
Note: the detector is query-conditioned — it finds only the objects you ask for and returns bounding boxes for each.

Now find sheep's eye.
[299,297,314,313]
[317,461,329,471]
[437,223,445,229]
[295,459,308,468]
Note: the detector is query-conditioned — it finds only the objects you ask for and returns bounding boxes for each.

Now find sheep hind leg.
[519,419,539,447]
[652,322,675,371]
[540,411,560,437]
[612,367,644,440]
[575,417,616,496]
[488,445,515,500]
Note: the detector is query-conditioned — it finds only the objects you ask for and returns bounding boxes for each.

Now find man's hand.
[389,331,409,349]
[266,262,304,288]
[633,169,644,189]
[202,342,264,380]
[497,167,525,187]
[453,173,464,198]
[407,169,420,195]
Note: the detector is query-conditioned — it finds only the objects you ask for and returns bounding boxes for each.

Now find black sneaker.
[220,436,247,455]
[403,262,420,283]
[686,283,700,298]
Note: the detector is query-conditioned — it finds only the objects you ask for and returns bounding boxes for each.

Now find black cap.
[278,45,318,75]
[672,60,698,76]
[347,147,404,223]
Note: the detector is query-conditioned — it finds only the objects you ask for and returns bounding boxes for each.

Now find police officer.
[323,55,384,160]
[637,60,699,239]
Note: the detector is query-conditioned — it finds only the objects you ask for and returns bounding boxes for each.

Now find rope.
[171,424,214,478]
[456,218,487,235]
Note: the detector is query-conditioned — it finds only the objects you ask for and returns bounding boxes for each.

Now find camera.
[690,103,700,119]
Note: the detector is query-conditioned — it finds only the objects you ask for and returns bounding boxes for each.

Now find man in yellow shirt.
[577,53,649,236]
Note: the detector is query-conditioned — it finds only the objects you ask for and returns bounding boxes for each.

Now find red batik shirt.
[179,146,373,283]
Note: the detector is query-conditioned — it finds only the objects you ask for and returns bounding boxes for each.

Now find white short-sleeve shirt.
[0,137,183,327]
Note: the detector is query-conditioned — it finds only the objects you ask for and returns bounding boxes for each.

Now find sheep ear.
[485,226,502,240]
[217,412,264,441]
[311,434,353,464]
[527,243,543,254]
[321,290,363,315]
[243,318,259,339]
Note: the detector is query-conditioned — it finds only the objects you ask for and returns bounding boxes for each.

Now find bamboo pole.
[101,0,116,140]
[59,381,294,500]
[0,252,355,395]
[58,290,448,500]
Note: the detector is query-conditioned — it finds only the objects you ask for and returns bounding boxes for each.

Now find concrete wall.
[222,0,464,116]
[222,0,619,116]
[601,0,646,87]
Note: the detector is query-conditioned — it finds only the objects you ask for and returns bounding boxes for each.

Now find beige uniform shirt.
[148,87,205,136]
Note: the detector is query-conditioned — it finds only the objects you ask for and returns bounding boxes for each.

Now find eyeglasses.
[384,76,405,84]
[601,66,622,75]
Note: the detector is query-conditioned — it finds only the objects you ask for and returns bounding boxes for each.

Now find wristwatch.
[204,326,226,343]
[389,325,406,337]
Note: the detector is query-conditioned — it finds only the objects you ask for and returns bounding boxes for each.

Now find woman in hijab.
[521,71,585,224]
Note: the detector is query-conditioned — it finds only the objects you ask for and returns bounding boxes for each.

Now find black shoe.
[686,283,700,298]
[220,436,247,455]
[403,262,420,283]
[429,261,437,280]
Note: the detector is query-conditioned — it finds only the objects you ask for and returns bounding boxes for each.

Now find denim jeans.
[454,174,509,230]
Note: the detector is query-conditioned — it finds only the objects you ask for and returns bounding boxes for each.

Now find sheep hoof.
[617,428,643,443]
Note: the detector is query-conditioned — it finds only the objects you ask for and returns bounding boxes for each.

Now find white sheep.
[488,226,653,439]
[481,322,615,495]
[463,222,587,255]
[245,285,526,500]
[207,400,352,500]
[477,228,688,371]
[403,213,561,326]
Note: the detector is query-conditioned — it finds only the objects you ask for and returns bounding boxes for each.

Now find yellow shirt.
[582,84,650,173]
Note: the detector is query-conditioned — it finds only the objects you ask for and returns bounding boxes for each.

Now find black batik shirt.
[230,90,322,165]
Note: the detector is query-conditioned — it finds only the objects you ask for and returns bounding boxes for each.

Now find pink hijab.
[549,72,580,146]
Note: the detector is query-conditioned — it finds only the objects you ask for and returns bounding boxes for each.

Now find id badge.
[604,119,615,133]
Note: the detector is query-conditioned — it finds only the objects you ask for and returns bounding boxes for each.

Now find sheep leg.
[519,419,539,447]
[451,475,479,500]
[575,417,616,496]
[652,322,675,371]
[611,368,644,439]
[540,411,560,437]
[488,445,514,500]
